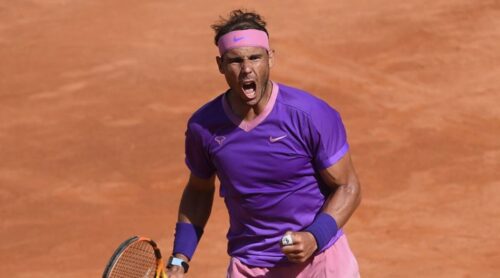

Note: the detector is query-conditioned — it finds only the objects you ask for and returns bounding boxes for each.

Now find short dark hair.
[211,9,268,46]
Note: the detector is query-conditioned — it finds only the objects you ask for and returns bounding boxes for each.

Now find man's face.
[217,46,274,107]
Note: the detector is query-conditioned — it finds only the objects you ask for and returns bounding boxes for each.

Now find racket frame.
[102,235,167,278]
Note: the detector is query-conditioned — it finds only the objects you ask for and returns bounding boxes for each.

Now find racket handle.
[155,271,168,278]
[156,261,168,278]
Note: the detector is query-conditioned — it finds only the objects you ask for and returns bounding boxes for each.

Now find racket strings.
[109,240,158,278]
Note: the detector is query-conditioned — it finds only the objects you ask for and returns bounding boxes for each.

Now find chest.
[208,116,316,190]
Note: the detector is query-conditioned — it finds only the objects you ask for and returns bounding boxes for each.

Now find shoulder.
[187,93,226,132]
[276,83,341,119]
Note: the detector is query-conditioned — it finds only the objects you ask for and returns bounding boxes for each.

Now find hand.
[166,265,185,278]
[166,254,188,278]
[280,231,318,263]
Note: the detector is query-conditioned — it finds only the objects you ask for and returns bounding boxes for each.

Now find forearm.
[321,179,361,228]
[318,152,362,228]
[177,176,215,228]
[173,174,215,261]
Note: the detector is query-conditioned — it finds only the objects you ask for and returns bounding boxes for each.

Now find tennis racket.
[102,236,168,278]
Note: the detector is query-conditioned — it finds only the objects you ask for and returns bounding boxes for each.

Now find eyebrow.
[224,53,263,62]
[249,54,263,59]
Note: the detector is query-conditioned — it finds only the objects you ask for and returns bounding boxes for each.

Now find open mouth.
[241,81,257,99]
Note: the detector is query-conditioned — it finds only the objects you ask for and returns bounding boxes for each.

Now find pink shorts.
[227,235,360,278]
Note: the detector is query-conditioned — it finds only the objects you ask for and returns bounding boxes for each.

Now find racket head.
[103,236,167,278]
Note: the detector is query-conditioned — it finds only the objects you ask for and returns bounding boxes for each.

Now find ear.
[268,49,275,69]
[216,56,224,74]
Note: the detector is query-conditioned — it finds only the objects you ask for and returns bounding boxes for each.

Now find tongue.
[243,84,256,99]
[243,87,256,98]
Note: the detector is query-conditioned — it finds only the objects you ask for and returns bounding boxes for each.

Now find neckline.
[222,81,279,132]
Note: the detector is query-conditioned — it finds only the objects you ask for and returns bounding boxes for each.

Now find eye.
[226,57,243,64]
[249,55,262,61]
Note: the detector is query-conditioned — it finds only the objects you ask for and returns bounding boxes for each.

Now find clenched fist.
[280,231,318,263]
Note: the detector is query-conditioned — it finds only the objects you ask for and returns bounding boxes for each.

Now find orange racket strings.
[108,240,159,278]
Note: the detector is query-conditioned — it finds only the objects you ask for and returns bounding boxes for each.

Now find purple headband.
[217,29,270,55]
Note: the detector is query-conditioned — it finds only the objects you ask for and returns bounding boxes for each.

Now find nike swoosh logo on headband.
[233,36,245,42]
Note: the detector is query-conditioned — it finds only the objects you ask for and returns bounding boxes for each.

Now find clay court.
[1,1,499,277]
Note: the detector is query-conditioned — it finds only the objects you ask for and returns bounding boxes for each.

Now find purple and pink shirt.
[185,82,349,267]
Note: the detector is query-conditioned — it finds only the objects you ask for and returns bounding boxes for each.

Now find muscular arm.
[319,151,362,228]
[281,151,361,263]
[178,173,216,226]
[172,173,215,264]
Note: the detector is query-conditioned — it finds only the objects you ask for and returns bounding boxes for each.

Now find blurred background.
[1,1,499,277]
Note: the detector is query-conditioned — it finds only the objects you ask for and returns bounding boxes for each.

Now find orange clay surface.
[1,1,499,277]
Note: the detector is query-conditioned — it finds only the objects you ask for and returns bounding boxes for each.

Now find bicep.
[319,151,358,189]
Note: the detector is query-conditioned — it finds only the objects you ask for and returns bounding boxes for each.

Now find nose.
[241,59,252,74]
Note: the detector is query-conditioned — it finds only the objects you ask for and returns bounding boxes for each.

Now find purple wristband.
[304,212,338,251]
[173,222,204,260]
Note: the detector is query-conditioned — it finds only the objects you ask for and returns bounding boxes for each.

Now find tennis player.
[167,9,361,278]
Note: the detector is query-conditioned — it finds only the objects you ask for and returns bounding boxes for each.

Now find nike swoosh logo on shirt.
[269,135,287,143]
